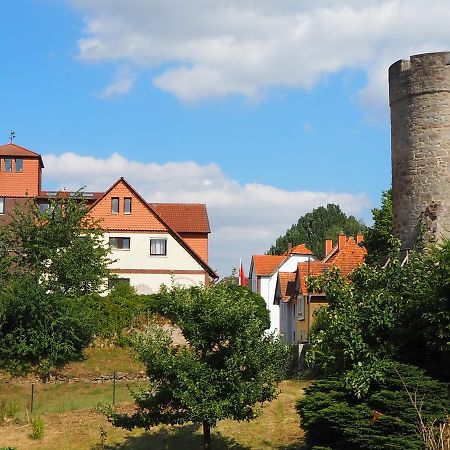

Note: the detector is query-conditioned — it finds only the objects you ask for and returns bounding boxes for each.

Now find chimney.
[287,242,293,254]
[356,233,364,245]
[324,239,333,257]
[338,232,346,251]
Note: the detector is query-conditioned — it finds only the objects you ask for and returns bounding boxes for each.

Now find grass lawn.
[0,380,308,449]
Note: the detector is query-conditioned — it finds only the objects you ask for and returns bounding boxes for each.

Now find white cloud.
[43,152,370,277]
[72,0,450,112]
[98,66,136,99]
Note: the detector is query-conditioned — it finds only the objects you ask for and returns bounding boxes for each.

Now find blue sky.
[1,0,449,276]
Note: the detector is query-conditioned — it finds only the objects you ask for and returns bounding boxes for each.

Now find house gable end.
[89,179,168,232]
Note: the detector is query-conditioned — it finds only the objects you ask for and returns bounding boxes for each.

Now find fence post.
[112,371,116,406]
[31,384,35,414]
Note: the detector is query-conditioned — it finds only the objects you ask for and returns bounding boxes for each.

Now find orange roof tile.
[296,261,328,296]
[289,243,313,255]
[0,143,44,167]
[150,203,210,233]
[252,255,286,276]
[324,237,367,276]
[277,272,297,302]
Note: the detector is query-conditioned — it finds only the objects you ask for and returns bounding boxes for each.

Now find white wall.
[105,231,205,294]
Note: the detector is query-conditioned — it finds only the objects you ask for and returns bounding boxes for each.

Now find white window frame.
[124,197,132,214]
[111,197,119,214]
[0,197,4,214]
[4,158,12,172]
[109,236,130,250]
[15,158,23,172]
[297,295,305,320]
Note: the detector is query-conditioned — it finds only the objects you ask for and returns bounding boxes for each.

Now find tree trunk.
[203,420,211,449]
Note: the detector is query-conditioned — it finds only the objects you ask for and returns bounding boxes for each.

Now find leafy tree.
[107,283,290,449]
[306,241,450,397]
[267,204,365,258]
[364,190,400,265]
[0,194,112,296]
[0,275,95,379]
[0,194,113,377]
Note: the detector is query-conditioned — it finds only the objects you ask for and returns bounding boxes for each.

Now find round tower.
[389,52,450,249]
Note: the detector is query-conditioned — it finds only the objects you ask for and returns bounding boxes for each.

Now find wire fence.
[0,373,147,422]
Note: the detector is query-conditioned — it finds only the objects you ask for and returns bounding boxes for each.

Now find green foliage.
[267,204,365,258]
[31,416,45,439]
[0,194,112,296]
[306,240,450,396]
[85,284,157,340]
[297,362,449,450]
[107,283,290,445]
[364,190,400,265]
[0,276,95,378]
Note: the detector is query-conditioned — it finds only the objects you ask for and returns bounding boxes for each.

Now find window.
[39,202,50,213]
[108,277,130,289]
[150,238,167,255]
[124,197,132,214]
[111,197,119,214]
[0,197,4,214]
[15,158,23,172]
[109,237,130,250]
[297,295,305,320]
[4,158,12,172]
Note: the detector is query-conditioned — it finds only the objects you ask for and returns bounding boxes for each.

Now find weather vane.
[9,130,15,143]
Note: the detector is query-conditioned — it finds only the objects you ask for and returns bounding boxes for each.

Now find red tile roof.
[0,143,44,167]
[296,261,328,296]
[252,255,286,276]
[276,272,297,302]
[289,244,313,255]
[323,237,367,276]
[150,203,211,233]
[296,236,367,295]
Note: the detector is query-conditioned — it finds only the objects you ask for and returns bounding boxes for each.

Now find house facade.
[0,143,217,292]
[274,233,366,344]
[249,244,315,334]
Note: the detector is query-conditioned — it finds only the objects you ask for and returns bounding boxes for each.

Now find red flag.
[239,259,246,287]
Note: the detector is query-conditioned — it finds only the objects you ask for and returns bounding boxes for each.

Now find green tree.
[0,194,112,296]
[0,194,113,377]
[267,204,365,258]
[306,241,450,396]
[0,275,95,379]
[107,283,289,449]
[364,190,400,265]
[297,362,449,450]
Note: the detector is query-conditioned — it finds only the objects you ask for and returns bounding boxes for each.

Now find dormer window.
[4,158,12,172]
[111,197,119,214]
[124,197,132,214]
[15,158,23,172]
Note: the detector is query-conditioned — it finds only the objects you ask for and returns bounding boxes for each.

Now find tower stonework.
[389,52,450,249]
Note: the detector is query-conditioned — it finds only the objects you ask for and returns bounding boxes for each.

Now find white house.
[249,244,315,334]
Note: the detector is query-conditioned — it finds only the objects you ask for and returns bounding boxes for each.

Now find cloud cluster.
[43,152,370,276]
[73,0,450,110]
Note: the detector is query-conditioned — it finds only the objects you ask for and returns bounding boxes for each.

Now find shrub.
[297,362,449,450]
[31,416,45,440]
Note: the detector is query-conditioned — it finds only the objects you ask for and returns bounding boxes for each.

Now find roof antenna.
[9,130,15,143]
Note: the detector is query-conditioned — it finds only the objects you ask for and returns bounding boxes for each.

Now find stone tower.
[389,52,450,250]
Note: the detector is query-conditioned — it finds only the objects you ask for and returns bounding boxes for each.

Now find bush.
[0,276,95,379]
[85,284,157,339]
[31,416,45,439]
[297,362,449,450]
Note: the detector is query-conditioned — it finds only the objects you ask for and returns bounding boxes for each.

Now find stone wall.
[389,52,450,249]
